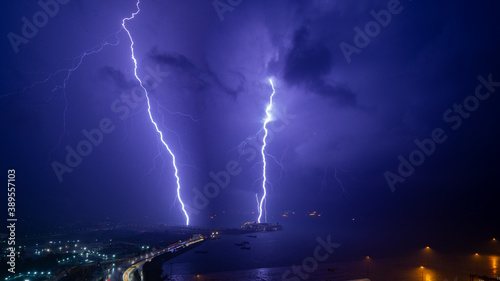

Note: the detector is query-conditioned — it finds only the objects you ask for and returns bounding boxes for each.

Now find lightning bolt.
[257,78,276,223]
[122,0,189,226]
[323,167,350,198]
[334,168,346,197]
[3,1,190,225]
[255,193,260,216]
[2,30,122,162]
[2,30,121,99]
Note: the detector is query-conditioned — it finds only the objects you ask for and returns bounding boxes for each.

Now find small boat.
[195,250,208,254]
[235,243,244,246]
[241,241,250,245]
[241,246,251,250]
[247,235,257,238]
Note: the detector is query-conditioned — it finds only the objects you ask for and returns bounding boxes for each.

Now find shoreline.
[142,240,206,281]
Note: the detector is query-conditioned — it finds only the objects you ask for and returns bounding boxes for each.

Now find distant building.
[241,222,283,232]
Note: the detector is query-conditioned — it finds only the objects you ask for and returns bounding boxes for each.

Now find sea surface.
[159,219,500,280]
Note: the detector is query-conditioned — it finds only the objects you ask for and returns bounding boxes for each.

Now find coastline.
[142,240,206,281]
[168,254,476,281]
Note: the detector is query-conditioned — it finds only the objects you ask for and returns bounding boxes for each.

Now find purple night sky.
[1,0,499,242]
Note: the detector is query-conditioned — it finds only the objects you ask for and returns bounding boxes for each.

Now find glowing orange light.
[490,255,498,269]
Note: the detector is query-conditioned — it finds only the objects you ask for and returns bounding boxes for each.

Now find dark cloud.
[283,26,356,105]
[149,51,196,72]
[311,80,356,106]
[284,27,332,83]
[150,50,245,98]
[99,66,131,90]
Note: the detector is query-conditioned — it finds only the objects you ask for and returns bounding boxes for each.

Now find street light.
[420,266,424,281]
[424,246,431,267]
[365,256,371,278]
[475,253,479,276]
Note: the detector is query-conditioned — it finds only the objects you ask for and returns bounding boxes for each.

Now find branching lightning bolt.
[255,193,260,215]
[323,167,349,198]
[122,0,189,226]
[2,30,121,100]
[2,30,122,162]
[257,78,276,223]
[3,0,190,225]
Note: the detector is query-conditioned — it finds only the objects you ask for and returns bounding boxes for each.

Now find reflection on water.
[255,267,271,279]
[424,267,437,281]
[170,252,500,281]
[490,255,498,277]
[413,267,438,281]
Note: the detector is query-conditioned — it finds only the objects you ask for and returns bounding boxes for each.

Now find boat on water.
[247,235,257,238]
[241,246,251,250]
[235,243,245,246]
[195,250,208,254]
[241,241,249,244]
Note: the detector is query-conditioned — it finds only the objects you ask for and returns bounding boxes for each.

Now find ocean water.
[160,220,500,280]
[162,220,348,276]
